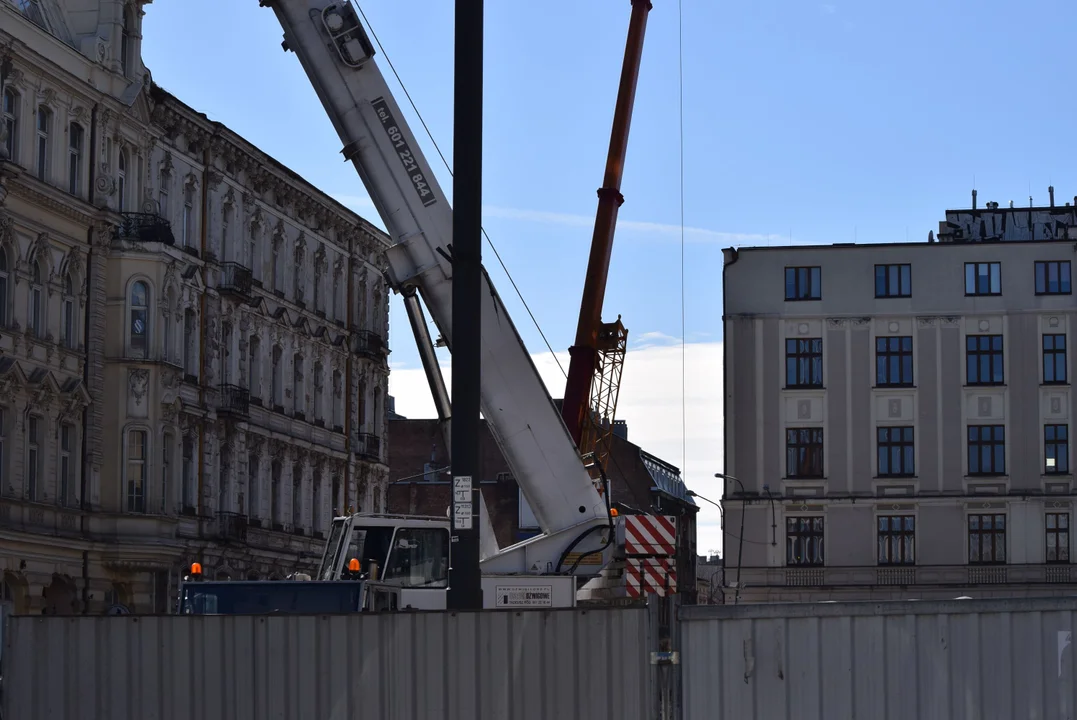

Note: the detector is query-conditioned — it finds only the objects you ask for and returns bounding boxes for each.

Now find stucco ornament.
[129,369,149,406]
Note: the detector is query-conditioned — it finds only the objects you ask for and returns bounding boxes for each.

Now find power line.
[677,0,687,474]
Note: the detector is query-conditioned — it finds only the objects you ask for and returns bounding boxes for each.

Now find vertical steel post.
[447,0,484,610]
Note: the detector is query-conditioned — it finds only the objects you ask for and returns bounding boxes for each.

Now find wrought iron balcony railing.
[350,330,386,358]
[216,511,248,542]
[114,213,176,245]
[355,433,381,461]
[219,384,250,418]
[219,262,253,300]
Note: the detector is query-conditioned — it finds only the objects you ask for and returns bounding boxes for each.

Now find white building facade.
[0,0,391,614]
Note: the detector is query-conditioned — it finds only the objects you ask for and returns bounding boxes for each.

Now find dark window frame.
[1035,260,1072,296]
[968,424,1005,476]
[877,515,915,566]
[966,334,1004,386]
[784,266,821,301]
[785,337,823,388]
[968,513,1006,565]
[785,516,824,567]
[1045,424,1069,475]
[875,336,914,387]
[877,426,915,477]
[1043,333,1068,385]
[964,262,1002,296]
[786,427,824,479]
[1046,512,1070,564]
[874,263,912,298]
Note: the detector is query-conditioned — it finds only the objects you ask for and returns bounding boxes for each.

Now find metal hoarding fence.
[2,606,652,720]
[680,596,1077,720]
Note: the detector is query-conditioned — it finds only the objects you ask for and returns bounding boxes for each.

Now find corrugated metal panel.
[681,597,1077,720]
[2,607,651,720]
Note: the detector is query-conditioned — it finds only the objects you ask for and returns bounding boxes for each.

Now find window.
[875,336,913,387]
[1035,261,1071,295]
[219,447,231,513]
[293,252,303,302]
[332,369,343,428]
[0,410,6,491]
[784,266,821,301]
[272,346,283,407]
[248,454,260,519]
[877,426,914,477]
[26,416,39,501]
[221,322,233,385]
[161,290,173,363]
[313,361,324,420]
[126,429,146,512]
[1046,513,1070,564]
[117,150,127,212]
[968,425,1005,475]
[221,205,231,260]
[28,260,43,337]
[312,472,321,534]
[35,106,49,181]
[1043,334,1067,384]
[0,249,9,327]
[158,173,169,219]
[248,223,258,274]
[786,428,823,478]
[2,88,17,162]
[120,8,131,76]
[877,515,915,565]
[248,336,261,396]
[62,274,75,349]
[968,513,1006,564]
[162,430,173,513]
[874,263,911,298]
[183,309,196,373]
[271,460,282,524]
[966,334,1003,385]
[291,463,302,528]
[129,280,149,358]
[181,434,195,510]
[964,262,1001,296]
[59,424,73,506]
[67,123,83,195]
[1046,424,1069,474]
[382,527,451,587]
[182,186,194,247]
[293,354,304,414]
[785,517,824,567]
[785,338,822,388]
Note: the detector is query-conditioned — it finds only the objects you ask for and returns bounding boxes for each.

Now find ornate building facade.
[0,0,391,614]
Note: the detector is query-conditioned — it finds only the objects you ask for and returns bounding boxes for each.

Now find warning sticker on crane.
[494,585,553,608]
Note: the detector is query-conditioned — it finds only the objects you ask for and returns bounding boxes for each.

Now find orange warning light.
[348,558,360,572]
[610,508,619,517]
[190,562,202,576]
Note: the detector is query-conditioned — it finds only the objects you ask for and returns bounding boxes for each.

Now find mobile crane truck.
[179,0,679,612]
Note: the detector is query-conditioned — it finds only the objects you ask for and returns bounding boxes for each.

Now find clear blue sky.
[143,0,1077,392]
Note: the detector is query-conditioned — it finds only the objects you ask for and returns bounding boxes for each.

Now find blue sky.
[142,0,1077,552]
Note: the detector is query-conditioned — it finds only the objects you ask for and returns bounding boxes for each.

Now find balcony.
[218,384,250,418]
[114,212,176,245]
[355,433,381,461]
[350,330,386,359]
[219,262,253,301]
[216,511,248,542]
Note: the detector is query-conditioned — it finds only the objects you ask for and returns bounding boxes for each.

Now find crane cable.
[678,0,687,474]
[355,4,568,378]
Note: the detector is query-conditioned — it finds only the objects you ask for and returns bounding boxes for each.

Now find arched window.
[2,88,17,162]
[125,428,147,513]
[67,123,84,196]
[0,248,10,327]
[29,259,44,337]
[117,149,127,211]
[35,106,49,181]
[62,273,76,349]
[129,280,149,358]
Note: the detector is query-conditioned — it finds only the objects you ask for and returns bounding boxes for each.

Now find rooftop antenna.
[972,188,977,210]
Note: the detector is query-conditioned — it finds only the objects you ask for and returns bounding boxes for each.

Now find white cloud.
[330,193,787,247]
[388,340,726,556]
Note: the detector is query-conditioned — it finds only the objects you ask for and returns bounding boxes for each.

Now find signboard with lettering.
[494,585,553,608]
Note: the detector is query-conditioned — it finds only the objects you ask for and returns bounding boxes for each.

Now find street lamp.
[685,490,722,524]
[715,472,746,605]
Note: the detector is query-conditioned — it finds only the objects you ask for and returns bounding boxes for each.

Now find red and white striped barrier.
[624,515,677,557]
[625,557,678,597]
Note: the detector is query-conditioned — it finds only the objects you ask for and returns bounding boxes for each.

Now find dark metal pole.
[447,0,484,610]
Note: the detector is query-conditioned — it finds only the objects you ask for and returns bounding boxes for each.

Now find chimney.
[972,189,977,209]
[928,230,935,243]
[1050,186,1055,207]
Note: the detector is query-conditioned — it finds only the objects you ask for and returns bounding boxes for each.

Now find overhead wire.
[678,0,687,474]
[355,4,567,378]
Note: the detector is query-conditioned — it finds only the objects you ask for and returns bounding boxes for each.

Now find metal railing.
[350,330,385,358]
[113,212,176,245]
[355,433,381,461]
[218,384,250,417]
[219,262,253,299]
[216,511,247,542]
